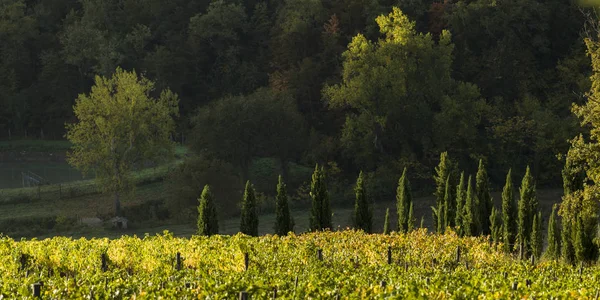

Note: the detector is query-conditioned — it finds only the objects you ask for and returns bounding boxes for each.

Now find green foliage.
[396,167,412,233]
[531,212,543,259]
[353,171,372,233]
[547,204,561,260]
[309,164,331,231]
[240,181,259,236]
[501,169,517,253]
[383,208,391,234]
[66,68,179,217]
[197,185,218,236]
[574,217,586,264]
[475,159,492,235]
[517,166,537,257]
[463,175,475,236]
[274,175,293,236]
[455,172,466,234]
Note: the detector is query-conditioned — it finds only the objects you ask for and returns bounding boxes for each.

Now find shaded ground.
[25,188,564,240]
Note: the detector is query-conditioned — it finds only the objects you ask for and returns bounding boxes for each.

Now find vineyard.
[0,230,596,299]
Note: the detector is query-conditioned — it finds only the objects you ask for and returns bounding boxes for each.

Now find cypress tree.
[197,184,219,236]
[383,208,391,234]
[443,175,454,228]
[240,181,259,236]
[455,172,465,234]
[396,167,412,232]
[501,169,516,253]
[436,200,445,233]
[517,166,536,258]
[476,159,492,235]
[353,171,372,233]
[408,202,415,232]
[274,175,293,236]
[309,164,332,231]
[546,204,560,260]
[463,175,475,236]
[531,211,543,259]
[419,215,425,229]
[561,218,575,264]
[433,152,453,230]
[574,216,586,264]
[489,206,501,244]
[320,166,332,230]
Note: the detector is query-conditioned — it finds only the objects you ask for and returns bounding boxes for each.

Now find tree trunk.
[114,190,121,217]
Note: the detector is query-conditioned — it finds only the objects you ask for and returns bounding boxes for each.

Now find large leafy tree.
[66,67,179,217]
[324,7,484,169]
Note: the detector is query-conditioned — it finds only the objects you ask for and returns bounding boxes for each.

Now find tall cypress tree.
[320,166,332,230]
[547,204,560,260]
[476,159,492,235]
[197,184,219,236]
[443,175,454,228]
[310,164,323,231]
[396,167,412,233]
[240,181,259,236]
[517,166,536,258]
[574,216,586,264]
[561,218,575,264]
[383,208,391,234]
[502,169,516,253]
[463,175,475,236]
[436,200,445,233]
[353,171,372,233]
[455,172,466,234]
[433,152,453,230]
[531,211,543,259]
[490,206,501,244]
[407,202,414,232]
[274,175,293,236]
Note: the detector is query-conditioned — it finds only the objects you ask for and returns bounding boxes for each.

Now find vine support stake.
[387,247,392,265]
[176,252,182,271]
[272,288,277,299]
[101,253,108,272]
[32,282,42,298]
[317,249,323,261]
[456,246,461,263]
[239,291,249,300]
[380,280,387,287]
[244,253,249,271]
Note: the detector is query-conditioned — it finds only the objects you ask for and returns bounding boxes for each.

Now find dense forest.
[0,0,590,192]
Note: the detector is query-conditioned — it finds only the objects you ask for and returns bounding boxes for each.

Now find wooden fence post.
[32,282,42,298]
[101,253,108,272]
